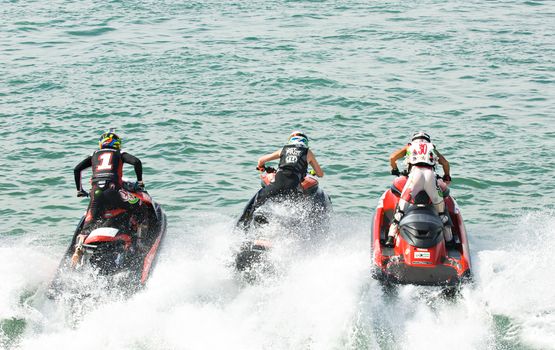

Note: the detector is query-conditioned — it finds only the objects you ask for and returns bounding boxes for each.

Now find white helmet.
[288,130,309,147]
[411,131,431,143]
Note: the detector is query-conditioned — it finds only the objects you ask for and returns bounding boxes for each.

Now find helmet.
[288,130,309,147]
[99,131,121,149]
[411,131,431,143]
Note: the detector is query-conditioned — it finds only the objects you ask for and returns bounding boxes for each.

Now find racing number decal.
[419,143,428,155]
[284,147,301,164]
[286,156,298,163]
[96,153,113,171]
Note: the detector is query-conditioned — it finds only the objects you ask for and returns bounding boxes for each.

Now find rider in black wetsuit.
[240,131,324,224]
[74,131,145,233]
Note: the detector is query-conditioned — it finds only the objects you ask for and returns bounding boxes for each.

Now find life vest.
[278,144,309,181]
[405,140,436,166]
[91,149,124,185]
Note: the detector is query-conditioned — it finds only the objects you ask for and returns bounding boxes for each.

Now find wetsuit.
[387,141,452,243]
[399,142,444,211]
[74,149,144,232]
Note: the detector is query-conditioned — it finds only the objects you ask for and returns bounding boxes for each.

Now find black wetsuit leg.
[83,182,135,233]
[254,172,300,207]
[236,172,300,226]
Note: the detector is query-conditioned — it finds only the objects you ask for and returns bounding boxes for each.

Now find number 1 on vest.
[97,153,113,170]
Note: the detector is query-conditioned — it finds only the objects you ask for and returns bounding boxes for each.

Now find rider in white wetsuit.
[385,132,453,247]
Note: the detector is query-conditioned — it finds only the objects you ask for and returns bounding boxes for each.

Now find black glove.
[137,181,145,190]
[442,174,452,182]
[391,168,400,176]
[77,190,88,197]
[256,166,265,171]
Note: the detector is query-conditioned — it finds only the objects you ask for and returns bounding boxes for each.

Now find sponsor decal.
[414,251,431,259]
[286,148,302,156]
[119,189,140,204]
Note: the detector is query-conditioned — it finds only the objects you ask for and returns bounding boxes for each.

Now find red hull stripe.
[102,208,126,218]
[134,191,153,206]
[141,233,162,284]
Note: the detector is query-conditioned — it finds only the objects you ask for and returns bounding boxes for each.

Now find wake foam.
[2,211,554,349]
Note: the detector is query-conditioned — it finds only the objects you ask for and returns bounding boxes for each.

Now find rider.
[385,131,452,247]
[74,131,145,235]
[241,131,324,223]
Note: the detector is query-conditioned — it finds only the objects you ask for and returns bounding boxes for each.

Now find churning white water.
[1,211,554,349]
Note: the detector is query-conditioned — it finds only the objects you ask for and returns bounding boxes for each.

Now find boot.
[385,235,395,248]
[71,246,83,268]
[439,212,453,243]
[70,235,86,268]
[385,222,400,247]
[385,210,403,248]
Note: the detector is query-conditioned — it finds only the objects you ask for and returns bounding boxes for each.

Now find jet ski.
[372,174,471,287]
[235,167,332,274]
[48,181,167,298]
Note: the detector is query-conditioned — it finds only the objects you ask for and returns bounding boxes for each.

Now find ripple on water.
[66,27,116,37]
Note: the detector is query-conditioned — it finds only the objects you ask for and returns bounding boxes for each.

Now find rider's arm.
[389,146,408,170]
[435,149,450,177]
[122,152,143,182]
[307,150,324,177]
[74,156,92,191]
[257,149,281,168]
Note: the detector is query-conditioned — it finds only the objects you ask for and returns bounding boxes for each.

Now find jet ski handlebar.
[257,166,316,176]
[76,181,145,198]
[392,170,451,183]
[393,170,409,177]
[256,166,276,173]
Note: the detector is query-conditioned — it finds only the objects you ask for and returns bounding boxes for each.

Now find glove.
[256,165,265,172]
[442,174,452,182]
[137,181,145,190]
[77,190,88,197]
[391,168,400,176]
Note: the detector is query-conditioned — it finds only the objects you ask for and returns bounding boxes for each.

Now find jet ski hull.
[235,171,332,274]
[48,186,167,298]
[372,176,471,287]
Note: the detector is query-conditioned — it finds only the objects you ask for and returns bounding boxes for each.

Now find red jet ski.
[372,175,471,287]
[48,181,167,298]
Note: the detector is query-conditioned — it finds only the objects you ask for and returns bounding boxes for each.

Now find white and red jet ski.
[372,175,471,287]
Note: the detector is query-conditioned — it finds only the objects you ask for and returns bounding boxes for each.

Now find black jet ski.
[47,181,167,298]
[235,167,332,275]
